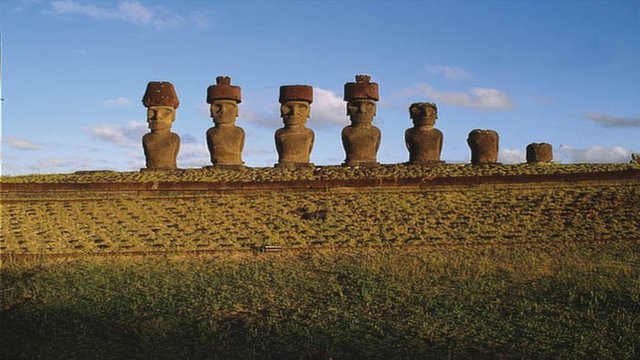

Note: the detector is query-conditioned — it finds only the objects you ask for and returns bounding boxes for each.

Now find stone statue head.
[147,106,176,132]
[347,100,376,124]
[210,99,238,124]
[207,76,241,125]
[410,102,437,126]
[142,81,179,132]
[279,85,313,126]
[344,74,378,124]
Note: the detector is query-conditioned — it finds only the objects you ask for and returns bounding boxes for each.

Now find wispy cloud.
[103,96,133,107]
[243,109,280,129]
[178,138,209,168]
[85,120,147,148]
[2,136,42,150]
[397,84,514,110]
[584,112,640,128]
[426,65,472,80]
[49,0,185,29]
[29,155,103,173]
[557,145,631,163]
[498,148,525,164]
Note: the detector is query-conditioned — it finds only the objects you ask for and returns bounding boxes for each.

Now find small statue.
[405,102,444,164]
[526,142,553,163]
[205,76,245,168]
[467,129,499,165]
[275,85,314,168]
[141,81,180,170]
[341,74,381,167]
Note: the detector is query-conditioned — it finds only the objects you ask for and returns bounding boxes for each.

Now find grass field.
[2,243,639,359]
[1,165,638,358]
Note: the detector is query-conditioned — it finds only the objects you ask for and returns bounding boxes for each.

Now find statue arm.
[173,134,181,162]
[275,129,283,157]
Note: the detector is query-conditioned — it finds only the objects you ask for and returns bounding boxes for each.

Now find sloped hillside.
[2,164,638,256]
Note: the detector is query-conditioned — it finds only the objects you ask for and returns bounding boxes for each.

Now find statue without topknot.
[205,76,245,168]
[467,129,499,165]
[405,102,444,165]
[275,85,315,168]
[141,81,181,170]
[341,74,381,167]
[526,143,553,164]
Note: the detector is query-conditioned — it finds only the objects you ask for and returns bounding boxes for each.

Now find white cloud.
[398,84,514,110]
[584,112,640,128]
[49,0,184,29]
[558,145,631,163]
[30,156,99,173]
[85,120,147,148]
[426,65,472,80]
[103,96,133,107]
[117,0,153,24]
[311,88,348,129]
[2,136,42,150]
[498,148,525,164]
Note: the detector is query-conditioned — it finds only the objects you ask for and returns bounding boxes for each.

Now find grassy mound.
[2,185,638,254]
[2,163,638,184]
[2,244,639,359]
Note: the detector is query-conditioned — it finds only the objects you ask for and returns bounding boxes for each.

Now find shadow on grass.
[0,301,486,360]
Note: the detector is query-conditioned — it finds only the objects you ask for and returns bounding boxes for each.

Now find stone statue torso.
[342,124,381,165]
[206,126,245,165]
[405,127,443,163]
[142,132,180,169]
[275,127,314,164]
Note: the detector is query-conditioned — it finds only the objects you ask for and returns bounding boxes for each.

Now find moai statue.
[405,102,444,165]
[341,74,381,167]
[275,85,315,168]
[142,81,180,170]
[467,129,499,164]
[526,142,553,164]
[205,76,245,168]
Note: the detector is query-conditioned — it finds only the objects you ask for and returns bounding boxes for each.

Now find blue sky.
[1,0,638,175]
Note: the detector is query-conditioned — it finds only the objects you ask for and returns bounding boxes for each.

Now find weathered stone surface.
[526,143,553,163]
[142,81,180,108]
[142,82,180,170]
[467,129,499,164]
[206,76,245,167]
[342,75,381,167]
[275,85,314,168]
[405,102,443,164]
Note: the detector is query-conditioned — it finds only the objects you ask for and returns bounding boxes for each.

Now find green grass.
[2,243,639,359]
